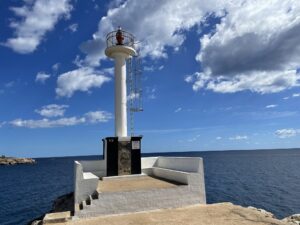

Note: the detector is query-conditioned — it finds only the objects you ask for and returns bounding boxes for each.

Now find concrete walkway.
[52,203,290,225]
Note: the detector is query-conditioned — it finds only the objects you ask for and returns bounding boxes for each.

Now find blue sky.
[0,0,300,157]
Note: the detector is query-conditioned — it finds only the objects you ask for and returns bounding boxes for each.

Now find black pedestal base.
[103,136,142,176]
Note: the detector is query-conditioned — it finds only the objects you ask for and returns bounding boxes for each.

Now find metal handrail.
[106,30,135,48]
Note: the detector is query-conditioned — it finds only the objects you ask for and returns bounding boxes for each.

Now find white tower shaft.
[114,54,127,137]
[105,29,136,137]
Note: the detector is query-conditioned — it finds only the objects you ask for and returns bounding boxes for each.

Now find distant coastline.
[0,156,35,166]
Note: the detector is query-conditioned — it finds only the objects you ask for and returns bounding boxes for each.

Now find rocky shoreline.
[0,156,36,166]
[30,192,300,225]
[29,192,74,225]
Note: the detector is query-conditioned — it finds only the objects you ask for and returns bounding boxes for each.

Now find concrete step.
[43,211,71,224]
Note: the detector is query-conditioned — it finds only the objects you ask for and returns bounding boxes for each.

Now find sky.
[0,0,300,157]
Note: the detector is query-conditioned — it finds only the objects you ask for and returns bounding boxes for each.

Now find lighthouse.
[105,27,136,137]
[103,27,142,176]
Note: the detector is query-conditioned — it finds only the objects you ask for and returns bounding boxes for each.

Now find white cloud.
[35,104,68,117]
[144,65,164,72]
[35,72,50,84]
[187,137,197,142]
[102,67,114,75]
[80,0,226,66]
[10,117,85,128]
[52,63,60,71]
[4,0,72,53]
[67,23,78,33]
[80,0,300,93]
[293,93,300,97]
[184,75,194,83]
[191,0,300,94]
[5,81,15,88]
[56,67,110,98]
[186,70,300,94]
[265,104,278,109]
[146,87,156,99]
[275,128,299,138]
[84,111,112,123]
[9,110,112,129]
[229,135,248,140]
[174,107,182,113]
[127,92,140,101]
[216,136,222,140]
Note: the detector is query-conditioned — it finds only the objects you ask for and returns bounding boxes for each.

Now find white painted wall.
[141,157,158,169]
[74,161,100,204]
[79,160,106,178]
[157,157,203,172]
[141,156,206,199]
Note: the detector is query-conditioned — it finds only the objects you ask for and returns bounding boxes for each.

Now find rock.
[29,192,74,225]
[30,220,42,225]
[0,157,35,166]
[247,206,275,218]
[51,192,74,213]
[282,214,300,225]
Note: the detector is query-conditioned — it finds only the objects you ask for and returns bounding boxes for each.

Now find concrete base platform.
[75,174,204,218]
[49,203,288,225]
[74,157,206,218]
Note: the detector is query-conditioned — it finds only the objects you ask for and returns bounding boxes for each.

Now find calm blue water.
[0,149,299,225]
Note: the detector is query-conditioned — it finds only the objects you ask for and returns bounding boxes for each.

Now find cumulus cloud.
[84,111,113,123]
[275,128,299,138]
[10,110,112,128]
[4,0,72,53]
[229,135,248,140]
[35,72,51,83]
[265,104,278,109]
[186,70,299,94]
[35,104,68,117]
[80,0,300,93]
[190,0,300,93]
[80,0,226,66]
[56,67,110,98]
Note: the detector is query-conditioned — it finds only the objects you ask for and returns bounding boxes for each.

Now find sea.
[0,149,299,225]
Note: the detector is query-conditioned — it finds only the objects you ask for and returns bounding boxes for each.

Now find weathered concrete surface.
[97,175,180,193]
[43,211,71,224]
[50,203,291,225]
[0,156,35,165]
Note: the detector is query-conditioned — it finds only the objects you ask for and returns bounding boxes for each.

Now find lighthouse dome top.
[105,27,137,58]
[106,27,135,49]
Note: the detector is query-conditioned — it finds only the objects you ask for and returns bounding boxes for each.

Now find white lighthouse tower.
[103,27,142,176]
[105,27,136,137]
